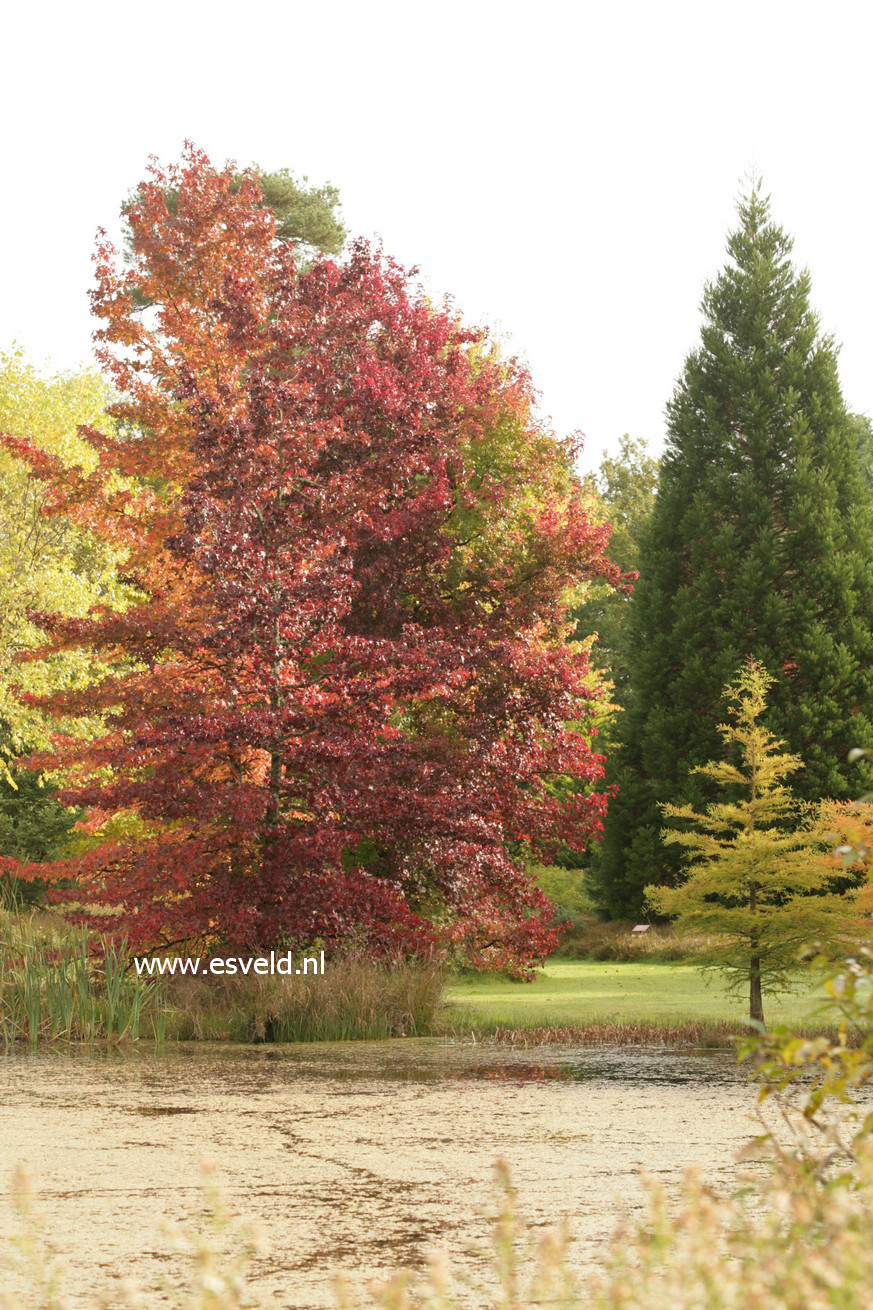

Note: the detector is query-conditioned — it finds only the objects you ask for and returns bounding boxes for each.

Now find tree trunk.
[261,632,284,877]
[744,958,760,1027]
[748,874,764,1025]
[749,951,764,1026]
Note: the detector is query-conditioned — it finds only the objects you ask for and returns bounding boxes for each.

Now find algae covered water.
[0,1041,759,1306]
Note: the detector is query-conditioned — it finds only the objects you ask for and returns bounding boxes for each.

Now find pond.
[0,1040,761,1306]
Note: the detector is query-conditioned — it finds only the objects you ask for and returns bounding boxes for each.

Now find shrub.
[532,865,595,927]
[554,919,713,961]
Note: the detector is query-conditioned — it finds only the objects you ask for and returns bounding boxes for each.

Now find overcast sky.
[3,0,871,472]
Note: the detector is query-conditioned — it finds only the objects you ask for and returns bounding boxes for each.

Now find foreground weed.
[0,1164,68,1310]
[0,1160,267,1310]
[7,1137,873,1309]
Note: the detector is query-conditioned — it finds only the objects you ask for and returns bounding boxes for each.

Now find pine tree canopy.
[594,185,873,918]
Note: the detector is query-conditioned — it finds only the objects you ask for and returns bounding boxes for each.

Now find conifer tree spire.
[593,184,873,917]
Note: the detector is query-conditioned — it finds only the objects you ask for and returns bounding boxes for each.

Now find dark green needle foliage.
[853,413,873,489]
[253,168,346,257]
[595,185,873,917]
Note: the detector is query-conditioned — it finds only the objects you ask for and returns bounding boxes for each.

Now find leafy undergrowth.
[555,919,721,962]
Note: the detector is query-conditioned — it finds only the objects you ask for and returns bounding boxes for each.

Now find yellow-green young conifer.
[647,662,859,1025]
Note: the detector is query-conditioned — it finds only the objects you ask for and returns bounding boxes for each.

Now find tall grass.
[163,953,446,1043]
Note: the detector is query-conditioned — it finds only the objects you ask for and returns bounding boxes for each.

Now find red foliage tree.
[4,147,625,974]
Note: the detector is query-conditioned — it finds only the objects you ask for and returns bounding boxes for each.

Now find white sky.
[3,0,872,473]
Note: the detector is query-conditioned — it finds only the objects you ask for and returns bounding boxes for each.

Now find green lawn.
[447,960,830,1030]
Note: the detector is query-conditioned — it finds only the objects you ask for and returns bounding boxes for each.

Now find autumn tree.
[125,162,346,261]
[4,148,623,973]
[122,163,345,315]
[647,663,860,1025]
[598,186,873,917]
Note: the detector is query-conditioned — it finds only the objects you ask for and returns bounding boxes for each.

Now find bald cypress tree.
[593,186,873,917]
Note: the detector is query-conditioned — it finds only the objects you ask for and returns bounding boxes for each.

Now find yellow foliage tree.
[647,661,861,1024]
[0,350,125,770]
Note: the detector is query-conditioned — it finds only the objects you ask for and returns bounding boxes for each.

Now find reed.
[441,1017,852,1048]
[451,1019,745,1047]
[0,905,165,1045]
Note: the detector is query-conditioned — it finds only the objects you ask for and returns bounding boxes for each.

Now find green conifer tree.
[595,186,873,917]
[647,663,858,1025]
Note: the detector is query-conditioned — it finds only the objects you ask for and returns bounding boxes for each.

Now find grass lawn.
[447,960,830,1031]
